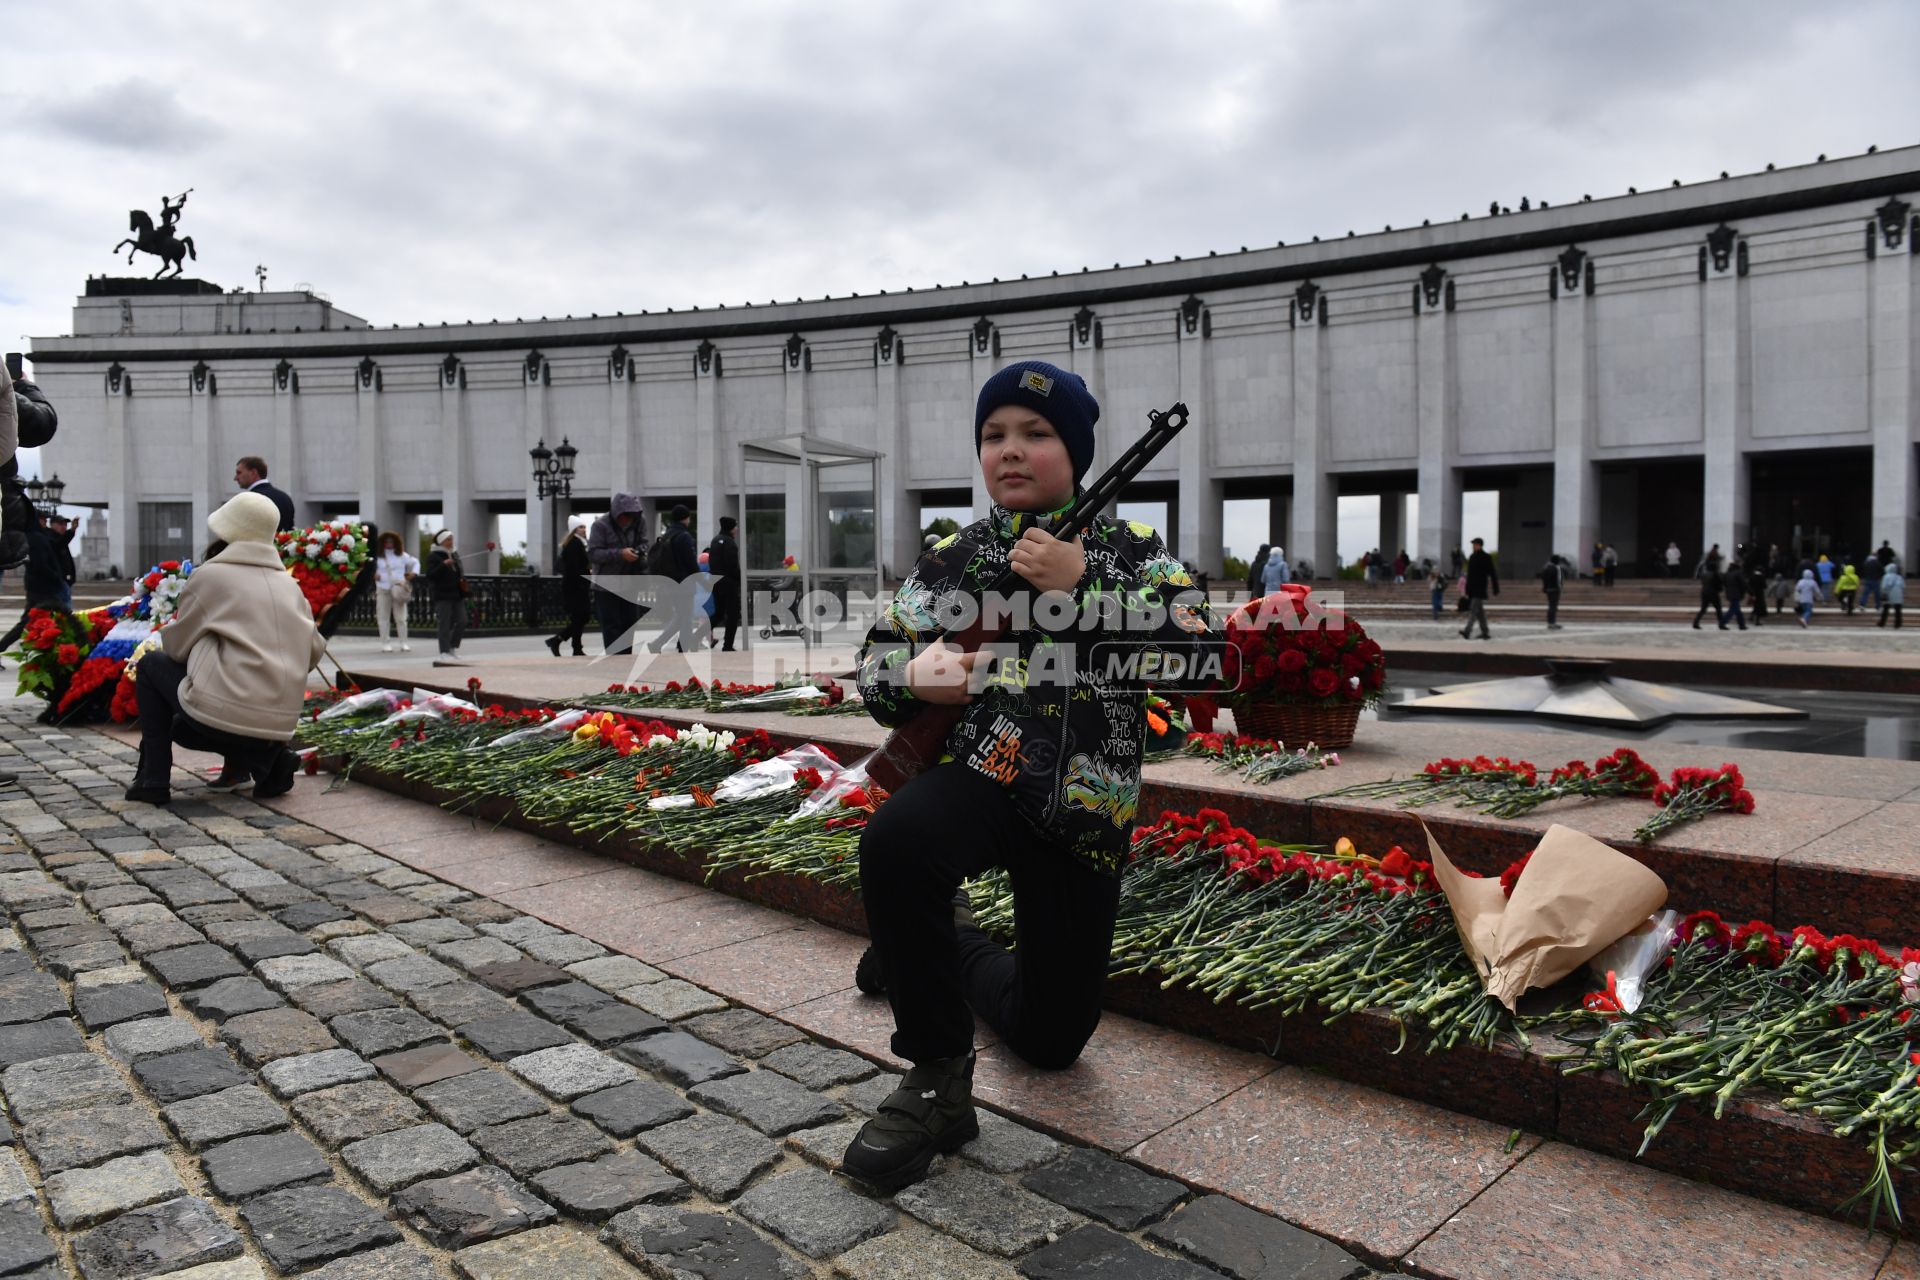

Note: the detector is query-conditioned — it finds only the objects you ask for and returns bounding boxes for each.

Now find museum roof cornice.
[32,148,1920,365]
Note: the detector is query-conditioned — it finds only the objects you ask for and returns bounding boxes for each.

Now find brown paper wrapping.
[1425,822,1668,1011]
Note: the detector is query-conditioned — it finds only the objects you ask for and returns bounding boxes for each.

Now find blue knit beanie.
[974,360,1100,483]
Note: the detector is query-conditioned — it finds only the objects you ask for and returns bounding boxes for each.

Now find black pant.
[1882,604,1904,628]
[554,584,590,654]
[1694,592,1722,627]
[595,590,642,655]
[1543,590,1559,626]
[859,763,1121,1069]
[435,598,466,655]
[712,582,741,651]
[135,652,288,791]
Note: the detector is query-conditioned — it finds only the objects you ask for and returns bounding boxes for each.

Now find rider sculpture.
[113,189,197,279]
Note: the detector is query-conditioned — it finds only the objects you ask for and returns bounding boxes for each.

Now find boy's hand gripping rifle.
[855,402,1190,797]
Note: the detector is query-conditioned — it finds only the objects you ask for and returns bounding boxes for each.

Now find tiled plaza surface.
[0,702,1904,1279]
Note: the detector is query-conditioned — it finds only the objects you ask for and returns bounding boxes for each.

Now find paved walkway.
[0,704,1907,1279]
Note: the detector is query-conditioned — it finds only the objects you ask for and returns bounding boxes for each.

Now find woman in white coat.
[373,531,420,652]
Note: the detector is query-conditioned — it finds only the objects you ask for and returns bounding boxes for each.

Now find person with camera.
[425,530,469,666]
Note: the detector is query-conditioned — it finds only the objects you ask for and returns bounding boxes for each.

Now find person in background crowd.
[646,503,699,654]
[1392,549,1409,583]
[1863,555,1884,613]
[1693,557,1726,630]
[546,516,592,657]
[1720,557,1747,630]
[1816,553,1836,601]
[1538,554,1564,630]
[1746,559,1770,627]
[1429,566,1446,620]
[1460,536,1498,640]
[1834,562,1861,616]
[588,493,646,655]
[1879,561,1905,629]
[1261,546,1289,593]
[1245,543,1269,599]
[372,531,418,654]
[232,456,295,532]
[1601,543,1618,587]
[705,515,743,652]
[125,493,322,806]
[1794,568,1818,627]
[1665,540,1682,577]
[425,530,467,665]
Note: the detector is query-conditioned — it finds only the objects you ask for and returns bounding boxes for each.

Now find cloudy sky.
[6,0,1915,561]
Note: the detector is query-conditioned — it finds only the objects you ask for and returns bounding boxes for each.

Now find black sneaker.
[124,782,169,806]
[545,635,562,657]
[251,748,299,800]
[840,1052,978,1192]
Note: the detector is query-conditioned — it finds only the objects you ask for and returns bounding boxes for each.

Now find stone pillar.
[1289,285,1335,579]
[1869,200,1917,565]
[271,361,308,527]
[608,346,637,504]
[189,363,215,550]
[693,341,721,551]
[1177,297,1224,574]
[1378,491,1404,563]
[521,351,550,575]
[1701,225,1752,561]
[104,363,133,575]
[1067,308,1109,503]
[354,358,402,547]
[874,328,916,580]
[1415,279,1461,568]
[783,336,809,562]
[1550,249,1599,574]
[438,356,487,571]
[968,321,999,521]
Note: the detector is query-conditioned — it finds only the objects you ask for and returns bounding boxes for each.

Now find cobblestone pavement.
[0,705,1387,1280]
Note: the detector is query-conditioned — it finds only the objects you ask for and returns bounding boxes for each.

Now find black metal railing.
[332,575,578,635]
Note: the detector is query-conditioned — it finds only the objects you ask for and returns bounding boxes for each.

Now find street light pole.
[527,439,577,574]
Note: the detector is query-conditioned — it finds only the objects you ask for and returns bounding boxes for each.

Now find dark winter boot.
[840,1051,978,1191]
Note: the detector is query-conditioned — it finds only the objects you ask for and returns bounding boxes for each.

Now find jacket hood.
[609,492,643,518]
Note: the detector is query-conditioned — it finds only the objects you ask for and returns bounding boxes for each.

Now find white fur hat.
[568,514,589,532]
[208,492,281,546]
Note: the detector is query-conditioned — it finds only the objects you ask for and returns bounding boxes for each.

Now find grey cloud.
[38,78,221,151]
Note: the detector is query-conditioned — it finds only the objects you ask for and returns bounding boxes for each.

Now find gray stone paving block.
[341,1121,479,1193]
[636,1113,780,1201]
[735,1166,894,1259]
[840,1072,904,1116]
[761,1042,878,1089]
[446,898,520,926]
[181,976,286,1023]
[460,1012,574,1060]
[210,921,315,963]
[618,1030,746,1087]
[1143,1195,1369,1280]
[200,1130,333,1199]
[307,920,374,944]
[353,894,438,926]
[392,1163,557,1248]
[44,1150,189,1228]
[963,1112,1063,1175]
[83,885,158,912]
[566,954,667,992]
[219,1006,338,1065]
[784,1119,863,1173]
[290,977,399,1019]
[896,1167,1080,1258]
[519,981,614,1024]
[2,1051,131,1119]
[260,1048,376,1098]
[45,939,132,977]
[298,1243,434,1280]
[430,937,526,972]
[470,1112,615,1178]
[508,1043,635,1100]
[120,921,209,957]
[690,1070,845,1138]
[291,1079,425,1149]
[415,1071,547,1134]
[372,1043,485,1089]
[516,932,606,967]
[144,943,246,989]
[0,1200,54,1277]
[531,1148,687,1222]
[70,1194,244,1278]
[0,972,68,1025]
[451,1225,632,1280]
[274,900,352,931]
[570,1079,694,1138]
[163,1085,287,1150]
[134,1047,250,1104]
[0,1016,85,1067]
[328,934,415,967]
[834,1226,1015,1280]
[255,953,355,991]
[1021,1148,1186,1231]
[330,1006,446,1057]
[366,953,461,993]
[623,978,729,1021]
[1017,1224,1216,1279]
[408,979,517,1028]
[0,1150,27,1204]
[99,903,177,929]
[470,957,571,994]
[389,918,474,946]
[566,1000,667,1047]
[240,1185,404,1272]
[74,963,151,990]
[173,902,256,927]
[21,1104,167,1174]
[476,917,559,946]
[602,1205,808,1280]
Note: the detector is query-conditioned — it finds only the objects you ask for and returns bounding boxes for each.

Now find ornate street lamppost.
[528,439,576,570]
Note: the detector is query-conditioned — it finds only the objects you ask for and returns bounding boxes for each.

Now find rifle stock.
[863,403,1190,794]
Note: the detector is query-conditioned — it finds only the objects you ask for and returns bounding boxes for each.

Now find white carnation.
[304,543,323,558]
[338,535,355,550]
[328,550,349,565]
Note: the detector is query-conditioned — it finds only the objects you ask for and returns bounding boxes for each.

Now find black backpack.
[645,531,677,578]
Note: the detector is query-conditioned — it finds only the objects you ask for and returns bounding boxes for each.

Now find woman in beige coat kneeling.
[127,491,325,805]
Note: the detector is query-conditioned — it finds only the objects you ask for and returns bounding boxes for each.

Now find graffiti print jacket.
[857,503,1212,877]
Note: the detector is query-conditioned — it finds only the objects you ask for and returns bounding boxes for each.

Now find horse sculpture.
[113,209,196,279]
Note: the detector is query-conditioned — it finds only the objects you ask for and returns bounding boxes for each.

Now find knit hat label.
[1018,369,1054,397]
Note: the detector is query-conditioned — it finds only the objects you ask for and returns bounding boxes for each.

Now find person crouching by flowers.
[126,493,324,806]
[841,360,1212,1194]
[374,531,420,654]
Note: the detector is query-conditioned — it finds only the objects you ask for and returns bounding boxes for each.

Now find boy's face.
[980,406,1074,512]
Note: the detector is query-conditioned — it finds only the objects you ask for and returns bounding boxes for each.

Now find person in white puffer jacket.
[373,531,420,652]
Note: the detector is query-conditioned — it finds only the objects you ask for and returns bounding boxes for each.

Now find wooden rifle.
[860,402,1190,794]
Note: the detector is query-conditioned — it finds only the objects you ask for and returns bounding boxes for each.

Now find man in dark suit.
[234,456,295,532]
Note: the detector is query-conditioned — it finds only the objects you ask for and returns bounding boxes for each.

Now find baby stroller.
[758,578,808,640]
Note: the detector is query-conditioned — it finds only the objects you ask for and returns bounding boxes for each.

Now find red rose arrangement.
[1221,586,1387,708]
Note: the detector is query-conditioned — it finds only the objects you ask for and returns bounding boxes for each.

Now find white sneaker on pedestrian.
[400,644,411,653]
[382,643,394,653]
[433,654,465,667]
